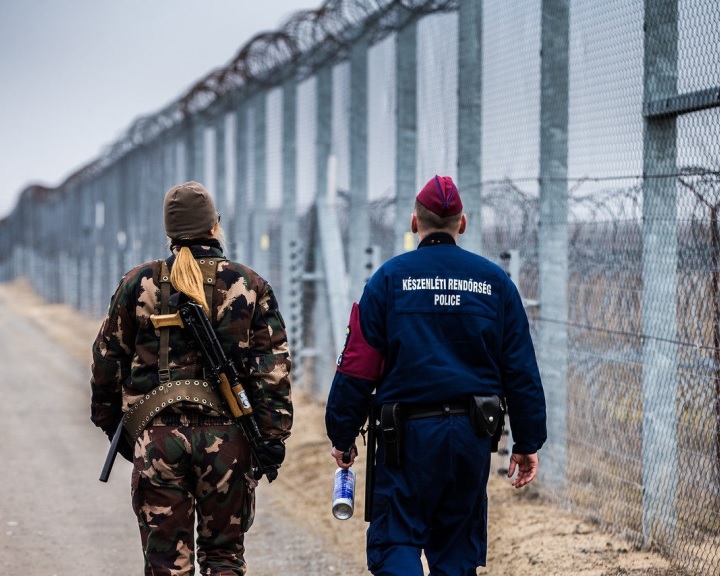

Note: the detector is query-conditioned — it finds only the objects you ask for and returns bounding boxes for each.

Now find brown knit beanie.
[163,181,217,239]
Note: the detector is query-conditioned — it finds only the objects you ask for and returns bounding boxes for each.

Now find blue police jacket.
[326,233,547,455]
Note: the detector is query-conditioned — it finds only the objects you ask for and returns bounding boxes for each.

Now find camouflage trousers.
[131,424,256,576]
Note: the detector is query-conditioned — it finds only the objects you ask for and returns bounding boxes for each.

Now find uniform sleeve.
[246,282,293,441]
[326,286,387,451]
[326,372,376,452]
[90,277,137,431]
[500,279,547,454]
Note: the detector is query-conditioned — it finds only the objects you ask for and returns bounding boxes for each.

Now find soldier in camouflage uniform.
[91,181,293,575]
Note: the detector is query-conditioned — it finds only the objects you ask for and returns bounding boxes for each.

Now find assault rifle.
[149,295,280,482]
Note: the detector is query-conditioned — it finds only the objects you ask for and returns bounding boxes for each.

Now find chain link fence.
[1,0,719,572]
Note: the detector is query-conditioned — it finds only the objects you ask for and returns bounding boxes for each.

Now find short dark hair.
[414,200,462,233]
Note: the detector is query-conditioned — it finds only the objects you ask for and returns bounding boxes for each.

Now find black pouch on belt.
[470,395,505,452]
[380,403,403,467]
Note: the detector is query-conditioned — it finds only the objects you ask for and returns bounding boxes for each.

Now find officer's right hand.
[330,445,357,468]
[508,452,538,488]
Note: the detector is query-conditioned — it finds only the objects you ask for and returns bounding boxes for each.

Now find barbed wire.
[56,0,458,190]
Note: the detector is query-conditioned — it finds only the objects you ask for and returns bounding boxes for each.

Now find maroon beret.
[416,175,463,217]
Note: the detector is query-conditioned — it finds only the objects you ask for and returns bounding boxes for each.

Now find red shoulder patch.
[336,303,385,381]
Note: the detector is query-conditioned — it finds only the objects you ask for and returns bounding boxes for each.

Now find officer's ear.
[411,213,419,234]
[458,214,467,235]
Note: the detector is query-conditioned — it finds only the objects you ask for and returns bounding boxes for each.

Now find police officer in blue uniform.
[325,175,547,575]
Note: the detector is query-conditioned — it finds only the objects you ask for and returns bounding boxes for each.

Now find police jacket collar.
[418,232,456,248]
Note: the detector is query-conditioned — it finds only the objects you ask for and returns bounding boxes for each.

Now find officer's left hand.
[330,445,357,468]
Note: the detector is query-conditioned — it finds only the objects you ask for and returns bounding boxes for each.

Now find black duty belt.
[404,401,470,420]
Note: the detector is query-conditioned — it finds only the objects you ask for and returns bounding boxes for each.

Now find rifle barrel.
[99,420,124,482]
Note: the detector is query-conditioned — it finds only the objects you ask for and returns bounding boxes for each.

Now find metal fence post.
[77,180,93,314]
[280,78,302,383]
[314,65,350,395]
[214,106,229,221]
[186,115,206,183]
[126,146,145,267]
[394,13,418,256]
[233,98,250,264]
[457,0,483,254]
[642,0,678,547]
[349,36,370,299]
[316,67,333,205]
[144,140,165,257]
[93,170,112,318]
[253,92,269,276]
[538,0,570,492]
[165,133,180,190]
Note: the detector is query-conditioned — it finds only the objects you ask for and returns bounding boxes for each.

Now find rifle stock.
[150,312,184,329]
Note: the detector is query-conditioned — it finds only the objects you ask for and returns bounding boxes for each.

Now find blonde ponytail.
[170,246,210,316]
[167,222,224,316]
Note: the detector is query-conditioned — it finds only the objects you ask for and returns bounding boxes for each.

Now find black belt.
[156,414,234,427]
[404,401,470,420]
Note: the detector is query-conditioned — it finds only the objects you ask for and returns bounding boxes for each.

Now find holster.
[380,403,403,467]
[470,395,505,453]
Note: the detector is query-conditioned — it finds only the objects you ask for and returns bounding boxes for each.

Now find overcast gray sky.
[0,0,319,219]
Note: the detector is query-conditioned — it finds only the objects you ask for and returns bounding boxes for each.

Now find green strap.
[159,261,172,382]
[158,256,225,381]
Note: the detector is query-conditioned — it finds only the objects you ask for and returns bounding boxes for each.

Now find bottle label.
[333,468,355,500]
[332,468,355,520]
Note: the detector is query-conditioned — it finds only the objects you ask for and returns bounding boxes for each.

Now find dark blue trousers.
[367,413,491,576]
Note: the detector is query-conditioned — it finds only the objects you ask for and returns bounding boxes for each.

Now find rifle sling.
[159,263,171,381]
[158,256,225,380]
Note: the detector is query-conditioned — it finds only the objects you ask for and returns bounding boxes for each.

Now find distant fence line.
[1,0,719,573]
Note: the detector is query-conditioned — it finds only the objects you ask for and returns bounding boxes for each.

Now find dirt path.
[0,279,686,575]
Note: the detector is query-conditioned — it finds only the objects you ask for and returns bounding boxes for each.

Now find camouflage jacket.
[90,244,292,440]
